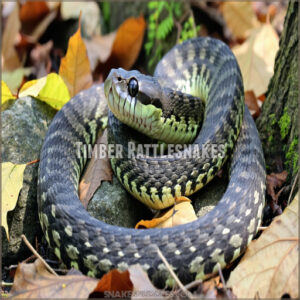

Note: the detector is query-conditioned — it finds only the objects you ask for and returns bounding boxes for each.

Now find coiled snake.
[38,38,266,284]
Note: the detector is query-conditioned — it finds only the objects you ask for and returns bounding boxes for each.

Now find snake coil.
[38,38,266,284]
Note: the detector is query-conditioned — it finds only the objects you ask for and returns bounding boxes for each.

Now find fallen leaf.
[95,16,146,80]
[59,14,93,97]
[84,32,116,71]
[29,9,58,43]
[18,73,70,110]
[135,197,197,229]
[110,16,146,70]
[266,171,288,203]
[221,1,260,40]
[228,194,299,299]
[60,2,101,37]
[233,23,279,97]
[2,68,32,94]
[128,264,163,298]
[30,40,53,78]
[2,3,22,71]
[91,269,133,298]
[9,258,98,299]
[1,162,27,240]
[245,90,260,118]
[253,2,278,23]
[2,81,16,105]
[79,129,113,209]
[20,1,49,23]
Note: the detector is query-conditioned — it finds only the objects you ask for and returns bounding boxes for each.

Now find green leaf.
[18,73,70,110]
[157,15,174,40]
[2,162,27,240]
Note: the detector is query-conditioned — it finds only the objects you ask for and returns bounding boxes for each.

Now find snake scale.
[38,37,266,284]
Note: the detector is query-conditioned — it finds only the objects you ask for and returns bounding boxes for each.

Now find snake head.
[104,68,165,139]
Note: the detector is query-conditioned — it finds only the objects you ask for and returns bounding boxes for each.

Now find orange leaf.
[135,197,197,229]
[245,90,260,118]
[96,16,146,80]
[20,1,49,23]
[59,14,93,97]
[111,16,146,70]
[93,269,133,295]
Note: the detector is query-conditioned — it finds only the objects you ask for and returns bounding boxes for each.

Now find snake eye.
[128,78,138,97]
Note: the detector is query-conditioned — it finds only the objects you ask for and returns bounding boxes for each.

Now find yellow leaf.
[1,162,27,240]
[18,73,70,110]
[2,80,16,105]
[227,194,299,299]
[221,1,260,40]
[135,197,197,229]
[59,15,93,97]
[233,23,279,97]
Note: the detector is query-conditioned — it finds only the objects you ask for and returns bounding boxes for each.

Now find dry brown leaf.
[84,32,117,71]
[135,197,197,229]
[266,170,288,202]
[20,1,49,23]
[227,194,299,299]
[221,1,260,40]
[79,129,113,209]
[2,4,22,71]
[245,90,260,118]
[59,14,93,97]
[233,23,279,97]
[9,259,98,299]
[128,264,163,298]
[29,9,58,43]
[30,41,53,78]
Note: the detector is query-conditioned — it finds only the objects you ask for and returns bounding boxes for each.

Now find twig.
[21,234,58,276]
[156,247,195,299]
[22,254,36,263]
[170,279,203,298]
[258,226,267,231]
[26,159,40,166]
[184,279,202,290]
[1,282,13,287]
[217,263,230,298]
[287,171,299,205]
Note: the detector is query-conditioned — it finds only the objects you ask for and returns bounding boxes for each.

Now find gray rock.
[2,97,56,265]
[192,176,228,217]
[87,176,152,228]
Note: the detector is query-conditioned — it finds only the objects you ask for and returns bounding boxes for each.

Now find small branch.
[156,247,195,299]
[21,234,58,276]
[26,159,40,166]
[217,263,231,298]
[1,282,13,287]
[287,171,299,205]
[184,279,202,290]
[258,226,268,231]
[22,254,36,263]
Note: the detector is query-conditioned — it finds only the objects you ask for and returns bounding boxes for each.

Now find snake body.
[38,38,266,283]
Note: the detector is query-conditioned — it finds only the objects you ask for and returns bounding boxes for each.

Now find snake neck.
[105,69,205,145]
